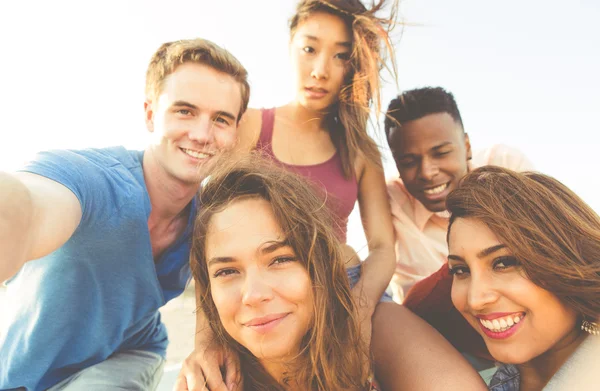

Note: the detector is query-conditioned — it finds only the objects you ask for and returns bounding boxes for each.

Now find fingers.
[175,356,209,391]
[200,356,229,391]
[224,352,242,391]
[173,373,190,391]
[173,370,209,391]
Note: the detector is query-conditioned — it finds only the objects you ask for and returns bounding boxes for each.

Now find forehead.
[389,112,463,152]
[159,62,242,116]
[448,218,500,254]
[294,11,351,43]
[206,198,285,256]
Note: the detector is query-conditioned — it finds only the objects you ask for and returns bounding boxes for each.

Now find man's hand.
[174,342,241,391]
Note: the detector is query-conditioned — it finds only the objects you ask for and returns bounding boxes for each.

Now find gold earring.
[581,319,599,336]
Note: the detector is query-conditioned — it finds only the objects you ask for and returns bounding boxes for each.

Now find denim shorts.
[346,264,394,303]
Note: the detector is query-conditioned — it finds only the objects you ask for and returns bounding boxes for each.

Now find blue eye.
[214,116,230,126]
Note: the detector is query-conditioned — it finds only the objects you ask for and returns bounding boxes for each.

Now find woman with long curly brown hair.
[189,154,373,390]
[447,166,600,390]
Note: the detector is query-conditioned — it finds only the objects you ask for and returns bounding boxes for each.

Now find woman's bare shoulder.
[236,108,262,152]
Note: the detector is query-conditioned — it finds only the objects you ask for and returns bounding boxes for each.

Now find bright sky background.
[1,0,599,251]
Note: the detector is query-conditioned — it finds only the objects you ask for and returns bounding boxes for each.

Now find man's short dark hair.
[384,87,464,139]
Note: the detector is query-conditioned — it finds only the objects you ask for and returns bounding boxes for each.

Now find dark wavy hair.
[190,152,369,390]
[447,165,600,321]
[290,0,399,178]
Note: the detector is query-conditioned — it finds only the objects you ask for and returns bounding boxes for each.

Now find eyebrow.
[172,100,198,109]
[431,141,453,150]
[206,240,290,267]
[207,256,234,267]
[260,240,290,254]
[448,244,507,263]
[397,142,453,160]
[303,34,351,48]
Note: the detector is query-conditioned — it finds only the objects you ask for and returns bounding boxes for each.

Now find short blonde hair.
[145,38,250,121]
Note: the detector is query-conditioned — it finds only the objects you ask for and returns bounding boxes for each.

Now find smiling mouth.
[423,182,449,195]
[478,313,525,333]
[181,148,212,159]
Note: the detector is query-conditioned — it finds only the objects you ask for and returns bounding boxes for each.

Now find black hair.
[384,87,464,139]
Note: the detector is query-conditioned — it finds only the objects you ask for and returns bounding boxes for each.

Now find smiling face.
[205,197,314,365]
[290,11,352,112]
[144,62,242,184]
[388,112,471,212]
[448,217,581,365]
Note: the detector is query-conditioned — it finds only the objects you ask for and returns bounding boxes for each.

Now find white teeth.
[479,314,524,333]
[423,183,448,195]
[182,148,210,159]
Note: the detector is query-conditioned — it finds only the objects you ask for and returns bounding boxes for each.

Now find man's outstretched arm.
[0,172,81,282]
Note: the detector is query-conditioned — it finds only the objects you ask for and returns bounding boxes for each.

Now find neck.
[283,101,331,133]
[142,148,199,224]
[517,329,587,390]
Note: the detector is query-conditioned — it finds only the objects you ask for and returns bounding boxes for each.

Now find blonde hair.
[290,0,399,178]
[145,38,250,121]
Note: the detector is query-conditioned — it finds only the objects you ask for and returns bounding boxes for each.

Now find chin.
[250,342,297,361]
[487,343,535,365]
[421,200,447,213]
[300,99,334,113]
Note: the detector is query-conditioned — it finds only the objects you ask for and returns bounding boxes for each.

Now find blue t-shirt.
[0,147,195,391]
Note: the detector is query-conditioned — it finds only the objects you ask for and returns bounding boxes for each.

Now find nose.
[467,272,499,312]
[310,54,330,80]
[418,157,439,181]
[241,269,274,307]
[188,116,215,144]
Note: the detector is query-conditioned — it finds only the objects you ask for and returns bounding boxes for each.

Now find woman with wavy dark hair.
[447,166,600,390]
[190,154,373,390]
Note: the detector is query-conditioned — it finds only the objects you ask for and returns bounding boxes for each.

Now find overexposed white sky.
[1,0,598,224]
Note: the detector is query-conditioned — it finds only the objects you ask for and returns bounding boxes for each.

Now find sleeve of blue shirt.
[18,148,135,231]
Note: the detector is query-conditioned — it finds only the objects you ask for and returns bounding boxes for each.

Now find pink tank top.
[256,108,358,242]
